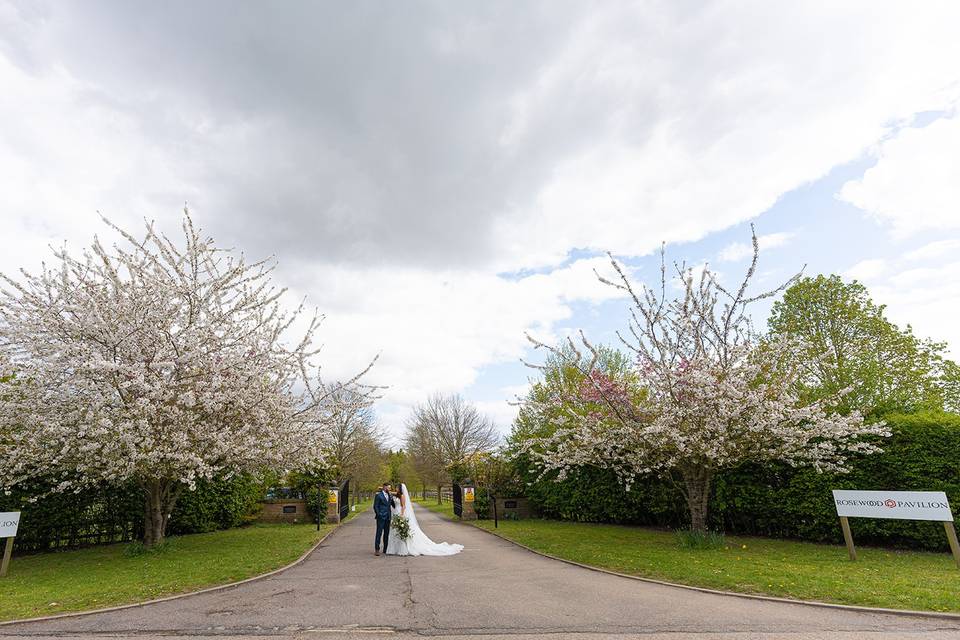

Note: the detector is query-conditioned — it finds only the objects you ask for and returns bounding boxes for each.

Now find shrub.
[167,473,266,535]
[473,493,491,519]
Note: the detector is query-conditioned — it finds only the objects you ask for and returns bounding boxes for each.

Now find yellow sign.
[463,487,475,503]
[328,490,339,504]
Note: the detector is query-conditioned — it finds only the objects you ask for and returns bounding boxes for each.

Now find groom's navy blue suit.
[374,489,394,553]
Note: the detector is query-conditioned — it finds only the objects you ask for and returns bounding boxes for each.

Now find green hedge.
[167,474,265,535]
[0,482,144,553]
[519,411,960,551]
[1,473,266,552]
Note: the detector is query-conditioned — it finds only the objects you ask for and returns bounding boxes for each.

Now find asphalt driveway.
[3,507,959,639]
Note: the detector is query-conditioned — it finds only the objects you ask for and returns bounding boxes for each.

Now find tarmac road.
[3,506,960,640]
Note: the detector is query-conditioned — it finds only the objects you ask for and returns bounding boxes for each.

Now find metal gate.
[339,479,350,521]
[453,483,463,518]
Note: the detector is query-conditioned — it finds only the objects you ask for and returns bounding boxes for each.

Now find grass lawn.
[413,497,455,519]
[0,522,331,622]
[344,498,373,521]
[415,499,960,612]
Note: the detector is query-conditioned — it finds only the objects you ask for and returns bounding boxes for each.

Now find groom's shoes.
[375,549,380,556]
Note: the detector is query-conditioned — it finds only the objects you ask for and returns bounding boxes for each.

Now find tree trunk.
[141,479,180,547]
[680,467,713,532]
[437,484,442,505]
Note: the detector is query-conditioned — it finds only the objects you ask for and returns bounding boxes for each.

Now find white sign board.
[0,512,20,538]
[832,490,954,522]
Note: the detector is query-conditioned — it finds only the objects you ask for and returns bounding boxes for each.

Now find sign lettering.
[832,490,954,522]
[0,512,19,538]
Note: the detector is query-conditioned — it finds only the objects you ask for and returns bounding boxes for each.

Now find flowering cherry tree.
[522,229,888,531]
[0,212,376,545]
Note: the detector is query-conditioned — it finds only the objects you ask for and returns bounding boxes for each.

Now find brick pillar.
[325,488,340,524]
[461,485,477,521]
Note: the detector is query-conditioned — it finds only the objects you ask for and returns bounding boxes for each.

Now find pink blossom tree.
[522,229,888,532]
[0,212,376,545]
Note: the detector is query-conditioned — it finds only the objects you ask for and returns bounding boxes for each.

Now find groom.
[373,482,395,556]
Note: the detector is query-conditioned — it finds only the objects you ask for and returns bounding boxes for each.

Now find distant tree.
[768,275,959,416]
[405,393,499,499]
[351,436,387,494]
[380,449,420,490]
[512,344,638,443]
[321,387,385,487]
[409,442,446,503]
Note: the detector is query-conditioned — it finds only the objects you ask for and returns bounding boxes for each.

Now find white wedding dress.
[385,484,463,556]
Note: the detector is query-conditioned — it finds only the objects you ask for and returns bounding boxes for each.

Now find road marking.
[304,627,396,634]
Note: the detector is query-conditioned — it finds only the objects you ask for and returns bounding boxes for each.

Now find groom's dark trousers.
[373,490,393,552]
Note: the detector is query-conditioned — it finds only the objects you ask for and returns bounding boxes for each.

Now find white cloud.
[3,2,960,274]
[472,399,520,439]
[904,238,960,261]
[858,262,960,356]
[843,259,888,282]
[499,382,532,400]
[279,256,631,435]
[4,1,960,435]
[839,114,960,235]
[492,3,960,268]
[718,232,794,263]
[474,383,531,436]
[842,250,960,357]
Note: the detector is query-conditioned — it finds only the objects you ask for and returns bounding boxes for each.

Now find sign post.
[0,512,20,578]
[832,490,958,567]
[945,522,960,570]
[838,516,857,561]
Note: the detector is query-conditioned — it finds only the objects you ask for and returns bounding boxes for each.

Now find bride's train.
[386,483,464,556]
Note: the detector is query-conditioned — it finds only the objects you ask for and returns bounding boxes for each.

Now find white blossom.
[522,227,888,531]
[0,211,378,544]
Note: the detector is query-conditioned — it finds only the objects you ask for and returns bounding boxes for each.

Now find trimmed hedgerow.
[1,473,266,553]
[0,482,143,553]
[518,411,960,551]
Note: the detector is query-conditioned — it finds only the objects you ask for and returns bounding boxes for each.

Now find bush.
[519,411,960,551]
[167,473,266,535]
[473,493,491,519]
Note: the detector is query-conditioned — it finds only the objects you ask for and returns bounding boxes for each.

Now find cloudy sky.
[2,1,959,442]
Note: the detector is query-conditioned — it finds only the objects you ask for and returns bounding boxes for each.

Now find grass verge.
[0,522,331,622]
[343,498,373,522]
[413,497,456,520]
[414,498,960,612]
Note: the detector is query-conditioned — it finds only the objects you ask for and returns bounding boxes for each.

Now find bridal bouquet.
[392,514,412,541]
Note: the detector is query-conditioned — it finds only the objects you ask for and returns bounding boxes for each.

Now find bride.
[386,483,463,556]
